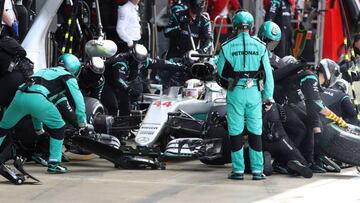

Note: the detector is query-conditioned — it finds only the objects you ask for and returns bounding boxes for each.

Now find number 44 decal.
[153,101,172,107]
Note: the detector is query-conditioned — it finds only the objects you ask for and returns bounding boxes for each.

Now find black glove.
[128,87,140,98]
[178,15,189,30]
[127,77,143,100]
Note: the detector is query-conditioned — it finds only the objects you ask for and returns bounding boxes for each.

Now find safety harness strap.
[19,75,72,100]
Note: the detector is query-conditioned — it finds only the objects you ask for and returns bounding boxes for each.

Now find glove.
[11,20,19,39]
[128,87,141,100]
[35,129,45,135]
[127,77,143,99]
[262,99,275,112]
[78,123,94,133]
[326,112,347,128]
[127,41,134,48]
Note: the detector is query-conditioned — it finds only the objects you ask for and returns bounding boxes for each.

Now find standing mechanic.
[102,45,147,117]
[0,35,29,109]
[116,0,141,53]
[164,0,212,59]
[0,54,87,174]
[1,0,18,39]
[265,0,293,58]
[216,10,274,180]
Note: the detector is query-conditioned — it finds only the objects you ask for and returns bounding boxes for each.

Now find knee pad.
[47,126,65,140]
[248,133,262,152]
[230,135,244,152]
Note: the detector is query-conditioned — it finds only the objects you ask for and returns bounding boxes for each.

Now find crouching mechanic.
[316,59,359,125]
[256,21,312,177]
[258,22,348,172]
[0,53,87,173]
[216,10,274,180]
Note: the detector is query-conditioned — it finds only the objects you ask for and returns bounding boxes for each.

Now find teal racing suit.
[0,67,86,163]
[217,32,274,174]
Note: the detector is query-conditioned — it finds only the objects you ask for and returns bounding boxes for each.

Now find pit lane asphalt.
[0,155,359,203]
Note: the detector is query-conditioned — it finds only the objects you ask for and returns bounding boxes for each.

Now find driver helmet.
[131,44,148,62]
[232,10,254,31]
[258,21,282,51]
[331,79,349,94]
[58,53,81,76]
[316,58,341,88]
[187,0,204,15]
[183,79,205,99]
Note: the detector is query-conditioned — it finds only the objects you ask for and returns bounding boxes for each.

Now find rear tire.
[70,97,105,155]
[316,122,360,166]
[85,97,105,124]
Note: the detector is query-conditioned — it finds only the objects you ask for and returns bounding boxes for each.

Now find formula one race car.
[133,80,231,165]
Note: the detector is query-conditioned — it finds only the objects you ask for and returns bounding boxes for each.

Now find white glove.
[79,123,94,130]
[35,129,45,135]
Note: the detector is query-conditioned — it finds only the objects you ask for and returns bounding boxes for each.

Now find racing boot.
[287,160,313,178]
[272,160,288,174]
[48,137,67,173]
[47,162,68,174]
[315,156,341,173]
[31,153,48,167]
[252,173,266,180]
[309,162,326,173]
[228,171,244,180]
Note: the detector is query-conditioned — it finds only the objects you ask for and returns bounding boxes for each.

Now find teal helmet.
[58,53,81,76]
[258,21,282,51]
[232,10,254,30]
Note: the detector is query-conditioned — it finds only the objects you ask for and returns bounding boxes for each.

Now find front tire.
[200,105,231,165]
[316,122,360,166]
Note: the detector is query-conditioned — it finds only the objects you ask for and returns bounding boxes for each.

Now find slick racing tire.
[200,105,231,165]
[316,122,360,166]
[85,97,105,124]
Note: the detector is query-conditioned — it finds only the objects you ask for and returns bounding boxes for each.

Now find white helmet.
[183,79,205,99]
